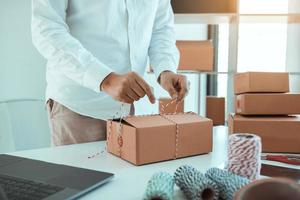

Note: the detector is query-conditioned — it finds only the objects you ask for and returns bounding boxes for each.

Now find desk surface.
[9,126,299,200]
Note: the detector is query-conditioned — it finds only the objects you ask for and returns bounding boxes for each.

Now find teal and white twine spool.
[143,172,174,200]
[205,168,250,200]
[174,165,219,200]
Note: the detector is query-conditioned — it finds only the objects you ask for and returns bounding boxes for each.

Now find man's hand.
[159,71,188,102]
[100,72,155,104]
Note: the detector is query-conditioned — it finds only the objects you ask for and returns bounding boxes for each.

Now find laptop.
[0,154,114,200]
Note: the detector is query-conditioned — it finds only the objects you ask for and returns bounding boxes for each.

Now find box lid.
[239,93,300,97]
[122,115,174,128]
[164,113,211,124]
[230,113,300,122]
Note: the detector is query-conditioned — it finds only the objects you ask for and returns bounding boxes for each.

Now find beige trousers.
[46,99,133,146]
[47,99,134,146]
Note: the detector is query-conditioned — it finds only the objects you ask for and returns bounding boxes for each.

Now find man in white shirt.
[31,0,187,146]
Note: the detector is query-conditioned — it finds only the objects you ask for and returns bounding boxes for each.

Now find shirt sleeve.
[31,0,113,93]
[148,0,180,80]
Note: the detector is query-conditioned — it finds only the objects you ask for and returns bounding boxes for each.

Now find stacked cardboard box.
[229,72,300,153]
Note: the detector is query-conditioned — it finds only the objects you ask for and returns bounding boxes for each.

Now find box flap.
[164,113,211,124]
[233,114,300,122]
[123,115,174,128]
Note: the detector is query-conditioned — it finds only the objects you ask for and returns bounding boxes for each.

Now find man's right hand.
[100,72,155,104]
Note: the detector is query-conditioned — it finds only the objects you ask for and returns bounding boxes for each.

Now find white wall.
[0,0,50,152]
[0,0,46,101]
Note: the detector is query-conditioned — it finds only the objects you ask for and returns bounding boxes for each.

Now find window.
[238,0,289,72]
[239,0,289,14]
[238,23,287,72]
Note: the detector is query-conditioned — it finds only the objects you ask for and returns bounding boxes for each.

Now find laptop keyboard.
[0,174,64,200]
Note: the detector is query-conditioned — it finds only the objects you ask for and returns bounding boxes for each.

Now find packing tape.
[143,172,174,200]
[227,133,262,180]
[233,178,300,200]
[205,168,250,200]
[174,165,219,200]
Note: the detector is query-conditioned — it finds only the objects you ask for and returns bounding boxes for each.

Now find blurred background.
[0,0,299,153]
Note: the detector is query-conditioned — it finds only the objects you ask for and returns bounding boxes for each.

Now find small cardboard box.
[171,0,237,13]
[107,113,212,165]
[228,113,300,153]
[234,72,289,94]
[176,41,214,71]
[235,93,300,115]
[206,96,225,125]
[159,98,184,114]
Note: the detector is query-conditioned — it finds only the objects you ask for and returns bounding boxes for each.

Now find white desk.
[9,126,299,200]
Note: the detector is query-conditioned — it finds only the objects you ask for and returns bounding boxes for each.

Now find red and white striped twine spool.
[226,133,262,181]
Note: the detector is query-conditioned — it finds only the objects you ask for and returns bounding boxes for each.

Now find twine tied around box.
[107,99,183,160]
[106,103,126,158]
[160,98,180,114]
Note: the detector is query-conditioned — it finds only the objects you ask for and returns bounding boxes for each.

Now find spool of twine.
[227,133,262,180]
[143,172,174,200]
[174,165,219,200]
[205,168,250,200]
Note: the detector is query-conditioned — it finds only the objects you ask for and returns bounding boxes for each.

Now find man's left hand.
[159,71,188,102]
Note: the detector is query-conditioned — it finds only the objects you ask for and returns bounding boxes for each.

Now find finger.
[127,88,140,101]
[123,95,134,104]
[134,76,155,104]
[166,84,178,100]
[131,81,146,98]
[177,77,188,101]
[118,93,134,104]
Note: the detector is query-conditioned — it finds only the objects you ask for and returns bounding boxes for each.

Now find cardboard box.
[159,98,184,114]
[107,113,212,165]
[234,72,289,94]
[176,41,214,71]
[228,113,300,153]
[235,93,300,115]
[206,96,225,125]
[171,0,237,13]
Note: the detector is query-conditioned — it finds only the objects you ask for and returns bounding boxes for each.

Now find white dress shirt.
[31,0,179,120]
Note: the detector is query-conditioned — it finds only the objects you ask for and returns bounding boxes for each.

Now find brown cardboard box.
[234,72,289,94]
[206,96,225,125]
[107,113,212,165]
[159,98,184,114]
[235,93,300,115]
[228,113,300,153]
[171,0,237,13]
[176,41,214,71]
